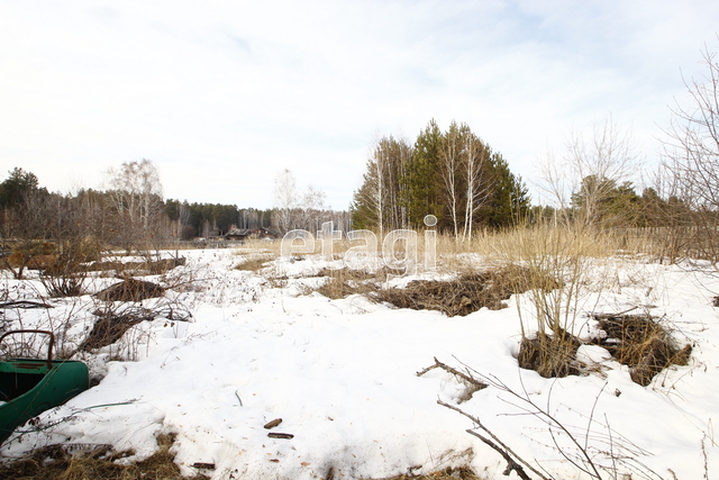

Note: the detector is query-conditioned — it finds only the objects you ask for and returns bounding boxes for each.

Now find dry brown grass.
[233,254,277,272]
[591,313,692,386]
[307,264,560,317]
[486,225,619,378]
[377,266,552,317]
[234,238,282,255]
[374,466,483,480]
[517,330,582,378]
[312,267,389,300]
[0,434,208,480]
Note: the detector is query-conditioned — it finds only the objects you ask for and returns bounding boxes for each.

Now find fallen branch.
[437,399,550,480]
[0,300,54,309]
[417,357,488,391]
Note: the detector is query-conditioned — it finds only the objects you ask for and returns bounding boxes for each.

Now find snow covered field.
[1,248,717,479]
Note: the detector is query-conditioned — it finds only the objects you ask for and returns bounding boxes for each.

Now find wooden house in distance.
[224,227,280,241]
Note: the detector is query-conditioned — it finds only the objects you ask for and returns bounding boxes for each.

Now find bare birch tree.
[462,129,491,241]
[105,159,165,250]
[441,121,461,237]
[273,168,299,234]
[298,185,327,232]
[538,116,641,227]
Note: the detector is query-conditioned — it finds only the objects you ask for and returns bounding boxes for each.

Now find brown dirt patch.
[79,305,191,352]
[79,307,155,351]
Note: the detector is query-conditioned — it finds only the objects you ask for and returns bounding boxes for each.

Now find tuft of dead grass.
[517,330,582,378]
[591,313,692,386]
[233,254,277,272]
[312,267,400,300]
[517,312,693,384]
[0,434,208,480]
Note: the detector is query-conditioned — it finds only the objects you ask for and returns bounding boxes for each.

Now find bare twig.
[486,373,603,480]
[437,399,550,480]
[417,357,488,391]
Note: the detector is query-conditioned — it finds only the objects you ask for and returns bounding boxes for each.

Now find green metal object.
[0,330,89,445]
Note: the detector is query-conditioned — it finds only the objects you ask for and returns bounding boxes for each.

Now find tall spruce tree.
[406,119,443,227]
[477,154,530,227]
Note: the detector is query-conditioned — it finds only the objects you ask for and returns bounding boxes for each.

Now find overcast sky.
[1,1,718,209]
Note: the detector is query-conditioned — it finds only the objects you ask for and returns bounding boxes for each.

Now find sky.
[1,1,718,210]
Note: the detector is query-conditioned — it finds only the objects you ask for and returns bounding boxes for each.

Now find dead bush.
[40,271,86,297]
[377,267,557,317]
[40,256,88,298]
[95,278,165,302]
[591,313,692,386]
[79,304,191,352]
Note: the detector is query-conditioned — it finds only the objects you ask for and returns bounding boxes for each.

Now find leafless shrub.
[39,254,88,299]
[78,303,190,354]
[0,329,53,360]
[431,359,672,480]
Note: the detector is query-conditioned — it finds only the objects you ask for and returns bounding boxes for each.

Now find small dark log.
[264,418,283,429]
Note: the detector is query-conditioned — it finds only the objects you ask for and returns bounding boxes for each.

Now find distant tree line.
[0,162,173,254]
[528,176,693,229]
[0,161,349,261]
